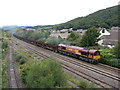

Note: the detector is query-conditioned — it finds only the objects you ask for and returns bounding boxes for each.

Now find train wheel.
[67,53,70,56]
[55,50,58,53]
[88,59,92,63]
[93,60,99,64]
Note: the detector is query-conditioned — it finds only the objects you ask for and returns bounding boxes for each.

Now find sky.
[0,0,119,26]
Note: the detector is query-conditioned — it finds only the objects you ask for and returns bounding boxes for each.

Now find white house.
[99,28,110,38]
[98,28,110,46]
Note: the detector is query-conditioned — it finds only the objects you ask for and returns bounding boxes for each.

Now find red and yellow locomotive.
[58,44,100,64]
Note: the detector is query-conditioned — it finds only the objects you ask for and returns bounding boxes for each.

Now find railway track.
[25,46,120,89]
[98,63,119,74]
[12,37,120,89]
[7,43,23,88]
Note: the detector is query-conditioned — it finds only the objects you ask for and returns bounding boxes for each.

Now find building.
[98,28,110,45]
[99,27,119,48]
[50,32,70,39]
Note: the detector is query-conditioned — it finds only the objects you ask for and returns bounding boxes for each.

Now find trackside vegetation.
[1,30,10,88]
[14,46,67,88]
[25,59,67,88]
[19,58,67,88]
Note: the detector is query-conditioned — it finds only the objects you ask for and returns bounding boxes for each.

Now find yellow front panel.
[88,55,93,58]
[93,56,100,60]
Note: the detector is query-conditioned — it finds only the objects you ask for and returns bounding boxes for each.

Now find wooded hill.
[54,5,118,30]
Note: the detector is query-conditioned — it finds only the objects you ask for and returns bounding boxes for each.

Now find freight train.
[13,34,100,64]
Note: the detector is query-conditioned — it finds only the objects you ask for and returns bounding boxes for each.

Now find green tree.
[113,41,120,59]
[67,32,79,41]
[67,32,82,46]
[26,59,67,88]
[80,27,100,47]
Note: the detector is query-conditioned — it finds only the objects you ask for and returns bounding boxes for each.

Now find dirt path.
[7,43,23,88]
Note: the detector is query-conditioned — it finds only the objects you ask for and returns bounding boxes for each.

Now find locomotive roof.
[89,50,99,53]
[58,44,99,53]
[58,44,84,50]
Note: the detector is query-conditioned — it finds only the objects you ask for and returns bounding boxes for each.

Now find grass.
[2,58,8,88]
[1,40,9,88]
[1,31,12,88]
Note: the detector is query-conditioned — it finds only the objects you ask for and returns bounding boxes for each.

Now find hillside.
[54,5,118,30]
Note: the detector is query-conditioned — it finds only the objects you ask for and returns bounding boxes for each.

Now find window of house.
[102,29,105,33]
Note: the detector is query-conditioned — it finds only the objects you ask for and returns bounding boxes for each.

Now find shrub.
[79,80,89,88]
[2,41,8,49]
[99,48,120,68]
[24,59,67,88]
[16,54,23,62]
[19,58,26,65]
[16,54,26,64]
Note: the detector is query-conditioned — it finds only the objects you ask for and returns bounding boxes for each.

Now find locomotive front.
[88,50,101,64]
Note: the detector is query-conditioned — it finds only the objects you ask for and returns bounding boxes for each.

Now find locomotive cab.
[88,50,100,64]
[93,51,100,60]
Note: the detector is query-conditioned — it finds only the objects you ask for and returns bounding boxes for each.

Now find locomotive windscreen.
[94,51,100,56]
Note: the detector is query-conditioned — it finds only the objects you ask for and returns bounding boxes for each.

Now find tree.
[67,32,79,41]
[113,41,120,59]
[67,32,82,46]
[80,27,100,47]
[26,59,67,88]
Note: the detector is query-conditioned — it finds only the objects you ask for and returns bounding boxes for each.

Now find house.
[26,28,36,31]
[98,28,110,45]
[50,32,70,39]
[98,27,119,48]
[99,28,110,38]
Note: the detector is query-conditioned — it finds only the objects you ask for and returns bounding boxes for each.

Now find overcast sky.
[0,0,119,26]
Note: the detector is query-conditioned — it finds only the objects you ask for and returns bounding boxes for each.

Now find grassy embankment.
[1,30,11,88]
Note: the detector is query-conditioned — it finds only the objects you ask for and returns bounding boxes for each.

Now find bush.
[19,58,26,64]
[16,54,26,64]
[2,41,8,59]
[16,54,23,62]
[2,41,8,49]
[23,59,67,88]
[79,80,89,88]
[99,48,120,68]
